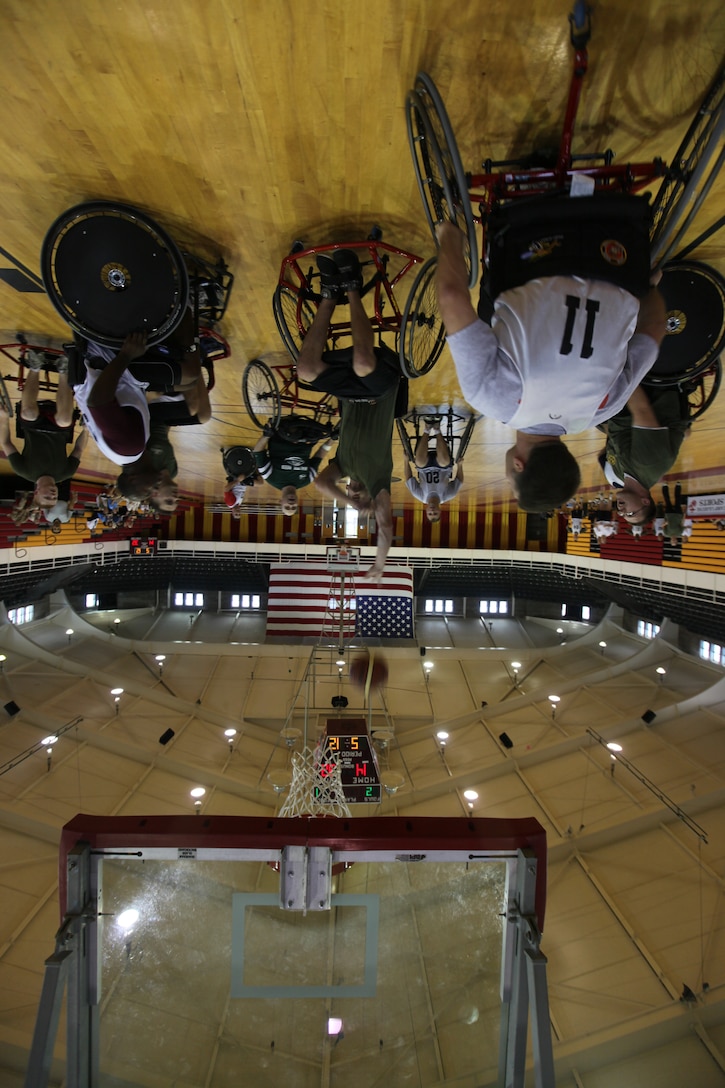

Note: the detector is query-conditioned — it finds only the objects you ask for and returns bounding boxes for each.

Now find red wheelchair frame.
[272,231,445,380]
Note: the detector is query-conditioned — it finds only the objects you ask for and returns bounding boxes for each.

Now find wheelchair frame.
[0,326,230,416]
[242,357,338,432]
[396,407,477,468]
[407,1,724,289]
[273,232,446,379]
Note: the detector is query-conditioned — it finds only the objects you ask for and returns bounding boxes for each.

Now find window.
[231,594,261,609]
[480,600,509,615]
[85,594,98,608]
[425,599,453,614]
[174,592,204,608]
[700,641,724,665]
[637,620,661,639]
[7,605,34,625]
[582,606,591,620]
[561,604,567,617]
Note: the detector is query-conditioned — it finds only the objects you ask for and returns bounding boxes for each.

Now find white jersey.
[73,365,150,466]
[495,277,640,431]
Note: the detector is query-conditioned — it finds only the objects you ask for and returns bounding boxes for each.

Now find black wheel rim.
[648,261,725,383]
[40,202,188,347]
[243,361,281,429]
[400,257,446,378]
[273,285,317,360]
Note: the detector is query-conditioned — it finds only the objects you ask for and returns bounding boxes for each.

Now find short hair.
[116,469,159,502]
[513,443,581,512]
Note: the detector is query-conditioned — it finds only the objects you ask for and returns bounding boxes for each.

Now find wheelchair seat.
[487,192,653,299]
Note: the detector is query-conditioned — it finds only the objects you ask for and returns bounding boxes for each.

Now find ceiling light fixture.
[463,789,478,801]
[117,908,139,931]
[606,742,623,752]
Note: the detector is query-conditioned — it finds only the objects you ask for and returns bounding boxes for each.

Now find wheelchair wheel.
[644,261,725,386]
[395,417,415,464]
[273,284,317,360]
[399,257,446,379]
[242,359,282,430]
[414,73,479,289]
[650,62,725,264]
[455,415,477,463]
[0,374,11,415]
[40,201,189,348]
[683,358,722,421]
[407,92,455,231]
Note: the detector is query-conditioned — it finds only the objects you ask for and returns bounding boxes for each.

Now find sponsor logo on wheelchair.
[600,240,627,266]
[521,235,563,261]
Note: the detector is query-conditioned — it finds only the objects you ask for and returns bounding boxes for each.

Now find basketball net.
[278,744,351,818]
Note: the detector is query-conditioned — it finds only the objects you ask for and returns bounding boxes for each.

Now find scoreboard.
[320,718,382,804]
[130,537,157,556]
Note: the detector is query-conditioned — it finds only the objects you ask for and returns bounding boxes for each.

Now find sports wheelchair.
[396,406,477,469]
[406,0,725,407]
[272,229,445,379]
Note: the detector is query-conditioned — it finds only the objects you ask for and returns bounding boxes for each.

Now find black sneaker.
[316,254,343,300]
[333,248,363,292]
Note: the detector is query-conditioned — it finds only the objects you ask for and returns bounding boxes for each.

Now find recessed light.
[110,687,124,696]
[436,730,449,740]
[463,789,478,800]
[190,787,206,798]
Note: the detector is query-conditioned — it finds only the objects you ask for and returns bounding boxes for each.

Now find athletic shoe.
[316,254,343,300]
[332,249,363,292]
[25,349,45,371]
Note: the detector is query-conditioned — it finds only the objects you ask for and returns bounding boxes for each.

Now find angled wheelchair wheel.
[242,359,282,430]
[273,284,317,361]
[40,201,189,347]
[650,62,725,264]
[399,257,446,379]
[683,358,722,421]
[455,414,477,463]
[644,261,725,386]
[0,374,11,415]
[395,417,415,464]
[414,73,479,288]
[407,92,454,229]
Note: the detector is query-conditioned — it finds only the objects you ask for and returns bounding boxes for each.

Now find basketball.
[349,653,389,691]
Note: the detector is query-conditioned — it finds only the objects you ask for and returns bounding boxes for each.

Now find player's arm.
[435,223,478,335]
[87,331,147,407]
[313,462,350,505]
[626,386,662,429]
[634,287,667,347]
[0,404,18,456]
[361,489,393,584]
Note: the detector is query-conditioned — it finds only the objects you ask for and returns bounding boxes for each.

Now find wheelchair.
[396,406,477,468]
[272,228,445,379]
[406,1,724,420]
[40,200,234,347]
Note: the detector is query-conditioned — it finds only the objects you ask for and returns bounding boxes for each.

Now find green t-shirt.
[334,387,397,498]
[254,434,321,491]
[8,431,79,483]
[144,422,178,477]
[604,389,690,489]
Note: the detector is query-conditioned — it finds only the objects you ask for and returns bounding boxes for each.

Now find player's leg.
[296,298,338,383]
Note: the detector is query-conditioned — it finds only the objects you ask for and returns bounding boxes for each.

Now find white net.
[278,744,351,818]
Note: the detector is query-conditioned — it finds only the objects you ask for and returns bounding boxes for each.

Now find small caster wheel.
[290,239,305,254]
[368,225,383,241]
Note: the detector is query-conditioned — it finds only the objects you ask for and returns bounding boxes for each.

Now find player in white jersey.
[435,200,667,511]
[404,417,463,521]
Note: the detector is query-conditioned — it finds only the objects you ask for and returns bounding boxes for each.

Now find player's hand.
[360,564,384,585]
[119,331,147,362]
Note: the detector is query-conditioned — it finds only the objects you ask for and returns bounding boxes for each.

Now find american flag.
[266,563,414,639]
[356,568,414,639]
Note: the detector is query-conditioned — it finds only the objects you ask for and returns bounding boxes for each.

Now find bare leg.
[296,298,337,382]
[414,434,430,468]
[20,371,40,421]
[348,291,376,377]
[54,373,74,428]
[433,432,453,467]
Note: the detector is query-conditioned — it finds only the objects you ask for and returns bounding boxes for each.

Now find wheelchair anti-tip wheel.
[399,256,446,379]
[683,358,722,421]
[644,260,725,386]
[242,359,282,430]
[273,284,318,361]
[413,72,478,288]
[40,201,190,348]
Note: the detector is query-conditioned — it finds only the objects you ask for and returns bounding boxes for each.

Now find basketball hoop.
[326,544,361,571]
[278,745,351,818]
